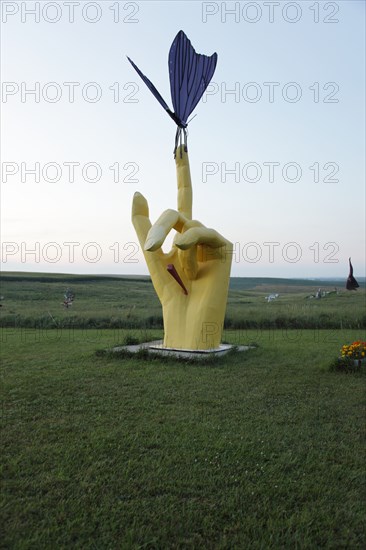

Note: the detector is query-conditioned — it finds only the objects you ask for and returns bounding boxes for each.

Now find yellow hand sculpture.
[132,145,233,350]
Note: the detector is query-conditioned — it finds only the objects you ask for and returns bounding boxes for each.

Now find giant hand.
[132,145,233,350]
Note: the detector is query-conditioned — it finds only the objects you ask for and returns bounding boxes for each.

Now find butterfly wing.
[169,30,218,127]
[127,56,170,113]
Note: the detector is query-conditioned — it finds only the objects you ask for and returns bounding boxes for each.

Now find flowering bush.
[340,341,366,360]
[331,340,366,372]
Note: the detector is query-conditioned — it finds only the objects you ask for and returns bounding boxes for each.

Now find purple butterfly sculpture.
[127,30,217,154]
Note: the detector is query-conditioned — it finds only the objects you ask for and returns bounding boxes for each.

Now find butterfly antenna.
[187,113,197,125]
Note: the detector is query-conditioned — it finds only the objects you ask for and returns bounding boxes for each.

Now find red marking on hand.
[167,264,188,295]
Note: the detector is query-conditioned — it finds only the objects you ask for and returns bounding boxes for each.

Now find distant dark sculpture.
[346,258,359,290]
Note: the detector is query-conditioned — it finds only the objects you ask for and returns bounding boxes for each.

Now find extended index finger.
[175,144,192,220]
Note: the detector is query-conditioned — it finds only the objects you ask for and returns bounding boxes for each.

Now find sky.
[1,0,365,278]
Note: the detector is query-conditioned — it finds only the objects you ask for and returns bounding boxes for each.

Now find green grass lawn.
[1,327,365,548]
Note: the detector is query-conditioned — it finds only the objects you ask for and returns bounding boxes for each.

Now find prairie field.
[1,272,365,330]
[1,272,365,548]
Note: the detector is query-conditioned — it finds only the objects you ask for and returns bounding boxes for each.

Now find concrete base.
[111,340,253,359]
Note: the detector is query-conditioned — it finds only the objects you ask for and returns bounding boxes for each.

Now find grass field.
[1,273,366,548]
[1,272,365,330]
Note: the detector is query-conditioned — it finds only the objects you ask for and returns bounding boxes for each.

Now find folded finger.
[144,209,187,251]
[174,227,228,250]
